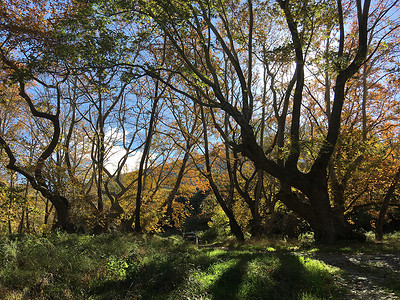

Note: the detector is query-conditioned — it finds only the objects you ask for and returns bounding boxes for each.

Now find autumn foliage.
[0,0,399,243]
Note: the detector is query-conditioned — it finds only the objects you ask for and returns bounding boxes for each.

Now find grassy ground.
[0,233,341,300]
[0,232,398,299]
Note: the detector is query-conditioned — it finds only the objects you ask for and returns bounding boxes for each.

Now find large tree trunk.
[307,187,348,243]
[248,200,263,238]
[276,173,364,243]
[44,192,76,233]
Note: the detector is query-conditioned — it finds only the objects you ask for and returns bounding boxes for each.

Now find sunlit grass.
[4,232,399,299]
[312,232,400,254]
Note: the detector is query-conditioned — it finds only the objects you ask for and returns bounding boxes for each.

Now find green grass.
[306,232,400,254]
[4,232,396,299]
[234,231,400,255]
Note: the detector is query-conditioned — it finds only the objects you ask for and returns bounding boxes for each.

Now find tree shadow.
[209,253,250,299]
[314,253,400,296]
[89,248,227,299]
[91,254,188,299]
[210,252,337,299]
[272,254,332,299]
[90,250,339,299]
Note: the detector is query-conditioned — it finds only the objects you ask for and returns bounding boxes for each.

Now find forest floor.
[203,234,400,299]
[0,233,399,299]
[305,252,400,299]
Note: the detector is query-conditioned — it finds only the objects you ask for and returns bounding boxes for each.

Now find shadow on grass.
[90,254,187,299]
[314,253,400,297]
[90,250,338,300]
[209,254,248,299]
[207,252,337,299]
[272,254,336,299]
[90,248,223,299]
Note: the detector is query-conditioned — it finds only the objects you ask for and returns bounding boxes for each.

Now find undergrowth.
[2,232,389,299]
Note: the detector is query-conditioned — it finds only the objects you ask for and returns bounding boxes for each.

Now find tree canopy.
[0,0,399,243]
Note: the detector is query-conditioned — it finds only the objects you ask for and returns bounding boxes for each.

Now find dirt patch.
[308,253,400,299]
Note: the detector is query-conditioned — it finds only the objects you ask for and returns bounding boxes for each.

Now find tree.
[0,0,82,232]
[158,98,201,231]
[0,74,76,232]
[131,0,400,242]
[375,167,400,241]
[1,0,398,241]
[198,105,245,241]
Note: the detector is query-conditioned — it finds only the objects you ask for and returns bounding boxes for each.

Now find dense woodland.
[0,0,399,244]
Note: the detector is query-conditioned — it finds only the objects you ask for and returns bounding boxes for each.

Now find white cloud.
[105,127,125,143]
[105,145,143,174]
[102,128,143,174]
